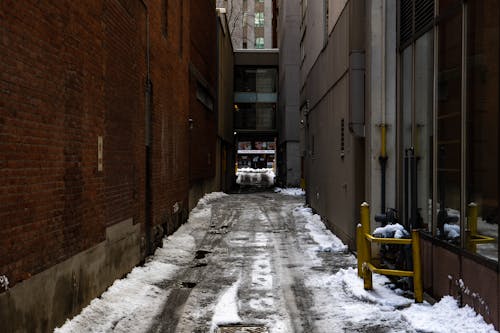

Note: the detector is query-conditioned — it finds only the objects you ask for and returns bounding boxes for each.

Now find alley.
[55,192,495,333]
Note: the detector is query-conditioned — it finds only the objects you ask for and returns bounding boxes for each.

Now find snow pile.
[294,206,348,253]
[444,223,460,239]
[373,223,410,239]
[336,267,413,309]
[54,192,222,333]
[401,295,497,333]
[274,187,305,196]
[210,279,242,332]
[197,191,228,206]
[236,168,275,186]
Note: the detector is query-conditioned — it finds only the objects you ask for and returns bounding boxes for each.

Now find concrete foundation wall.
[0,219,141,333]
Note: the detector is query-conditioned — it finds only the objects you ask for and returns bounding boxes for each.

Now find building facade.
[233,50,279,173]
[300,0,499,329]
[0,0,219,331]
[217,9,237,191]
[275,0,301,186]
[217,0,275,49]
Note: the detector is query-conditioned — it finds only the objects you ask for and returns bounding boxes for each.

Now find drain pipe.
[379,0,388,216]
[141,0,153,255]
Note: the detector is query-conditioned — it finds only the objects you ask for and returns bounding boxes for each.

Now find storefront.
[236,140,276,170]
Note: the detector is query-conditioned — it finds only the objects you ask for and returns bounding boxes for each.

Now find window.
[436,10,462,245]
[255,37,265,49]
[465,0,499,261]
[255,12,264,27]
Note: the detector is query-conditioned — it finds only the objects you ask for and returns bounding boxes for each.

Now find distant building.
[233,50,279,173]
[217,0,275,49]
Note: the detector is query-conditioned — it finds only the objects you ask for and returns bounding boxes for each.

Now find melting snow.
[274,187,305,196]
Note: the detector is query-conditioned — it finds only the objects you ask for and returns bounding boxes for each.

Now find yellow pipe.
[468,202,478,235]
[467,202,478,253]
[469,236,496,244]
[360,202,373,290]
[365,263,414,277]
[380,124,387,158]
[411,230,423,303]
[356,224,364,278]
[361,202,370,235]
[365,235,412,245]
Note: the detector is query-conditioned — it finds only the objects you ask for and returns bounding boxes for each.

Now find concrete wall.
[300,0,326,83]
[277,0,301,186]
[301,2,365,247]
[0,219,141,332]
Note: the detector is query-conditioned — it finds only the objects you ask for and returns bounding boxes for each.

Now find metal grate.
[400,0,413,45]
[400,0,435,46]
[217,325,269,333]
[415,0,434,34]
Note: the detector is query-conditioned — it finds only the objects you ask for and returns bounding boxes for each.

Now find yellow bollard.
[360,202,373,289]
[356,224,364,278]
[467,202,478,253]
[412,229,423,303]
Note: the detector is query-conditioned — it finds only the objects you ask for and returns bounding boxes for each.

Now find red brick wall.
[189,0,217,182]
[147,0,191,231]
[103,0,147,228]
[0,0,218,292]
[1,0,109,287]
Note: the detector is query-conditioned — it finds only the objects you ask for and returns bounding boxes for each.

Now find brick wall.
[147,0,191,233]
[189,0,217,182]
[1,0,110,288]
[0,0,218,295]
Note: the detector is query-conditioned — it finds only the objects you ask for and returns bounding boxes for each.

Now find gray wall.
[277,0,301,186]
[300,1,365,246]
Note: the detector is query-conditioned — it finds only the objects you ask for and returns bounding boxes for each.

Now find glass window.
[235,67,277,93]
[255,37,265,48]
[399,31,434,233]
[415,31,434,233]
[234,103,276,130]
[437,11,462,245]
[466,0,499,261]
[255,12,264,27]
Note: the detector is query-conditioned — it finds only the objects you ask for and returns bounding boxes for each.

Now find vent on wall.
[399,0,434,47]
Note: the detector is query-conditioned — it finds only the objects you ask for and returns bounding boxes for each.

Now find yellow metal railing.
[466,202,496,253]
[356,202,423,303]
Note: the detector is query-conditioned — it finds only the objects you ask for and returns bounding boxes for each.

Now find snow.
[294,206,348,253]
[54,193,497,333]
[373,223,410,239]
[54,191,223,333]
[210,279,242,332]
[236,168,275,186]
[444,223,460,239]
[274,187,305,196]
[196,191,228,206]
[401,296,497,333]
